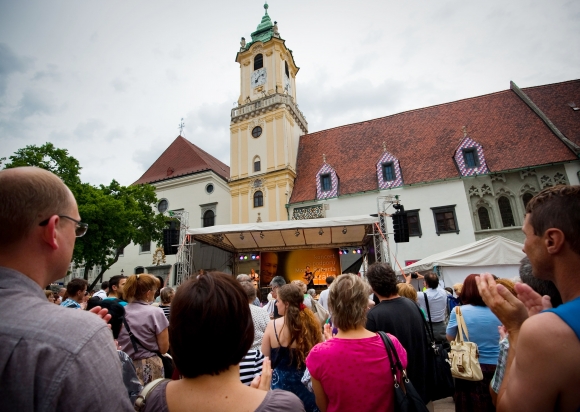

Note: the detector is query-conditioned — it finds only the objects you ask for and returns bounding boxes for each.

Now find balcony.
[231,93,308,133]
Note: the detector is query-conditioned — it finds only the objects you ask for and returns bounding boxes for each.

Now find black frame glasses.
[39,215,89,237]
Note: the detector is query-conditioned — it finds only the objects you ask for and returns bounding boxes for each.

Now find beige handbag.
[448,306,483,381]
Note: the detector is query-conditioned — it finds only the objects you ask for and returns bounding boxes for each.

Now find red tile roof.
[522,79,580,147]
[290,80,579,204]
[133,136,230,185]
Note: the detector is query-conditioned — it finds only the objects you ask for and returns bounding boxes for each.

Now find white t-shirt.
[318,289,330,312]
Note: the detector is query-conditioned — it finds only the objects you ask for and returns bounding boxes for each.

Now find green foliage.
[2,143,82,188]
[3,143,166,280]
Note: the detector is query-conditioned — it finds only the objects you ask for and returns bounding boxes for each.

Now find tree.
[2,143,82,189]
[2,143,166,287]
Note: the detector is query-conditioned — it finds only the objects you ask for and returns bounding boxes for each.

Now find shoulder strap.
[134,378,170,411]
[378,331,399,383]
[414,300,435,344]
[273,319,281,345]
[455,306,469,342]
[423,293,435,334]
[543,297,580,341]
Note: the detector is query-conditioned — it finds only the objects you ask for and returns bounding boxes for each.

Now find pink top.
[306,333,407,412]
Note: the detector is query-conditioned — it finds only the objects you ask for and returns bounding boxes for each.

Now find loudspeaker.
[392,212,409,243]
[163,228,180,255]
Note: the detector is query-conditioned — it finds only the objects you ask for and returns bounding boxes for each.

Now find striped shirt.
[159,304,170,321]
[60,298,81,309]
[239,349,264,385]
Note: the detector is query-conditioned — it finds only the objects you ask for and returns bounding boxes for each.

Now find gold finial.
[383,141,387,152]
[323,153,326,163]
[462,126,468,137]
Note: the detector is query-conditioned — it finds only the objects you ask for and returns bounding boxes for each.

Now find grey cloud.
[90,32,98,43]
[111,78,129,92]
[169,46,183,60]
[14,89,56,119]
[74,118,106,140]
[166,69,178,82]
[0,43,33,96]
[32,64,61,82]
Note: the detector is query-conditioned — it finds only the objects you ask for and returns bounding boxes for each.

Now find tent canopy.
[186,215,377,253]
[400,236,525,274]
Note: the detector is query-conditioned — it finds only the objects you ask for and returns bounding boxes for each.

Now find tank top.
[543,296,580,341]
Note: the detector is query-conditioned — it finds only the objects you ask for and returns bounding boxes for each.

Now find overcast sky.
[1,0,578,186]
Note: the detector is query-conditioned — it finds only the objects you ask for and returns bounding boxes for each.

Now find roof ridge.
[182,137,229,171]
[303,88,514,138]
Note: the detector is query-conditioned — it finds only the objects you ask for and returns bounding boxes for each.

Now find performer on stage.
[303,266,314,289]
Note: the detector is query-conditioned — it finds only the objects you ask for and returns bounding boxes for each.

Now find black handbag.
[421,295,454,401]
[123,319,175,379]
[378,331,429,412]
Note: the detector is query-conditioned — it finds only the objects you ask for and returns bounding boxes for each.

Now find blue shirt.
[446,304,501,365]
[60,298,81,309]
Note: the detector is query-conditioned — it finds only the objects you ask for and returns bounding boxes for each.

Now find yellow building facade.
[229,4,308,223]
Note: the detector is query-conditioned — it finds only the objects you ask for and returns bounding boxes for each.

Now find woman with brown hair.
[262,283,322,411]
[117,274,169,385]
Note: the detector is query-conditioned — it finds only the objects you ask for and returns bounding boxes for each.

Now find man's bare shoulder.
[513,312,580,411]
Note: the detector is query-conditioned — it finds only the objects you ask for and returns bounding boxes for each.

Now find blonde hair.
[123,274,159,302]
[453,283,463,295]
[0,167,72,246]
[291,280,307,294]
[397,283,418,301]
[496,278,517,296]
[328,274,371,331]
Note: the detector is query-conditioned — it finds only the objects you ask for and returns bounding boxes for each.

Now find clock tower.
[229,3,308,223]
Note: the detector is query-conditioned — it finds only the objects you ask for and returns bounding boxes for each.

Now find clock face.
[284,74,292,94]
[251,68,267,88]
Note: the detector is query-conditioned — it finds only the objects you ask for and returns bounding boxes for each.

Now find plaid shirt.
[490,336,509,393]
[60,298,81,309]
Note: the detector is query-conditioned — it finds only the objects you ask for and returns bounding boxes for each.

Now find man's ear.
[41,215,60,250]
[544,228,566,255]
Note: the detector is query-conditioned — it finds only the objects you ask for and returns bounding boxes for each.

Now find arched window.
[478,207,492,230]
[254,54,263,70]
[285,61,289,77]
[522,192,534,209]
[203,210,215,227]
[253,156,261,172]
[254,191,263,208]
[498,196,515,227]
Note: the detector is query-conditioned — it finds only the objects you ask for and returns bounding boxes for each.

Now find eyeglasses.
[39,215,89,237]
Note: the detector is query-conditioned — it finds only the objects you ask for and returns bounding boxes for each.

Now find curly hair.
[277,284,322,368]
[366,263,398,297]
[329,274,370,331]
[525,185,580,255]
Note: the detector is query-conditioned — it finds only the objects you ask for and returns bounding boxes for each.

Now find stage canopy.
[399,235,526,285]
[186,215,378,253]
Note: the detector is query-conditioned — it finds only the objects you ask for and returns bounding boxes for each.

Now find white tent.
[400,236,525,287]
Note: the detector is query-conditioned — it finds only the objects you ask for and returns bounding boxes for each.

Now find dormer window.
[382,163,395,181]
[454,136,489,176]
[376,151,403,190]
[463,148,479,168]
[316,163,339,200]
[254,54,263,70]
[285,61,289,77]
[321,174,331,192]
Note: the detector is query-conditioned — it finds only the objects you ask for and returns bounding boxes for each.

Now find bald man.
[0,167,133,411]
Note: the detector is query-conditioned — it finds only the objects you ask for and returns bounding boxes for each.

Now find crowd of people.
[1,166,579,412]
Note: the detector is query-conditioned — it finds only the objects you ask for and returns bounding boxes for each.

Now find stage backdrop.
[260,249,341,286]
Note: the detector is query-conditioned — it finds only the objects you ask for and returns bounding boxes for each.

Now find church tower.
[229,3,308,224]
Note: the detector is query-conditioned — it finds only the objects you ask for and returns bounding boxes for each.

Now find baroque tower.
[229,4,308,223]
